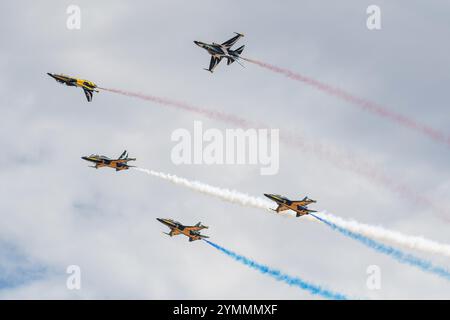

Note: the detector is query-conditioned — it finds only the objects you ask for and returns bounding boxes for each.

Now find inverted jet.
[47,73,99,102]
[157,218,209,242]
[81,150,136,171]
[194,32,245,73]
[264,194,317,217]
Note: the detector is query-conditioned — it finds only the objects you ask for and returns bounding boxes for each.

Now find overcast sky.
[0,0,449,299]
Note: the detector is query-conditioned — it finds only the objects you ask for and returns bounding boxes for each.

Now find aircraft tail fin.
[298,196,316,203]
[119,150,127,159]
[195,222,208,229]
[234,45,245,55]
[227,45,245,66]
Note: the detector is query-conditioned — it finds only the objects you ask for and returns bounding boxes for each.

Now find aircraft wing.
[221,33,244,48]
[168,228,181,236]
[295,210,309,217]
[274,204,289,213]
[83,88,94,102]
[188,234,209,242]
[295,207,317,217]
[207,56,222,72]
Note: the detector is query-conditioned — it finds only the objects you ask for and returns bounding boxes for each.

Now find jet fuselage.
[195,42,228,57]
[81,153,135,171]
[264,193,317,217]
[47,73,98,101]
[157,218,208,242]
[194,41,239,59]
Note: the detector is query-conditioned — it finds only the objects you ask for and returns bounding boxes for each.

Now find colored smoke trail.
[101,86,449,220]
[133,167,274,211]
[134,167,450,258]
[242,57,450,148]
[314,211,450,258]
[204,239,348,300]
[99,87,252,127]
[278,131,449,220]
[311,214,450,281]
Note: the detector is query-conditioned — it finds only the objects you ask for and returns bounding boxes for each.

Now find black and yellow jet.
[81,150,136,171]
[157,218,209,242]
[264,194,317,217]
[47,73,99,102]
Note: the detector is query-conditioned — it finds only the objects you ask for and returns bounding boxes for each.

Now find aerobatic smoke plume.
[101,87,448,220]
[133,167,275,211]
[311,214,450,281]
[242,57,450,148]
[134,167,450,258]
[313,211,450,258]
[204,240,348,300]
[100,87,252,127]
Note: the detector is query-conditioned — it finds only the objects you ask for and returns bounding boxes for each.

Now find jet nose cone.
[156,218,163,222]
[264,193,270,197]
[194,41,201,46]
[81,156,88,160]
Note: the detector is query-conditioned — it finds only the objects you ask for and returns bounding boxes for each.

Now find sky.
[0,0,449,299]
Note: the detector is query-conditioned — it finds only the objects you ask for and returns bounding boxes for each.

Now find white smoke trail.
[133,167,275,212]
[310,211,450,258]
[100,86,450,221]
[133,167,450,258]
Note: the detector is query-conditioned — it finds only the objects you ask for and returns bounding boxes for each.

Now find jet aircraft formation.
[48,32,318,243]
[47,33,245,102]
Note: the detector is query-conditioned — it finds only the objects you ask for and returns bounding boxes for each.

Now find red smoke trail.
[280,131,449,221]
[100,87,449,220]
[100,87,252,128]
[242,57,450,148]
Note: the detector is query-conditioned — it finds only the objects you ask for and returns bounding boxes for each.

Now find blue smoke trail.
[204,239,348,300]
[311,214,450,281]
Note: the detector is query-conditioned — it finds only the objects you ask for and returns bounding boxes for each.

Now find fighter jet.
[47,73,99,102]
[157,218,209,242]
[81,150,136,171]
[264,194,317,217]
[194,32,245,73]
